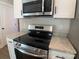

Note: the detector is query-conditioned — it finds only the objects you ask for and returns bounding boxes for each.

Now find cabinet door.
[53,0,76,18]
[49,50,75,59]
[14,0,23,18]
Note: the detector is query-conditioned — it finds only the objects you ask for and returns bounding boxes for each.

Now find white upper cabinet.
[53,0,76,18]
[14,0,23,18]
[14,0,76,18]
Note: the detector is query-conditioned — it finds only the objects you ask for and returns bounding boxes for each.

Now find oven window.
[15,49,43,59]
[23,0,42,13]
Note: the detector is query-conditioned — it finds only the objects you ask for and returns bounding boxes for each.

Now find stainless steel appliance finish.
[13,25,53,59]
[44,0,53,15]
[14,42,47,58]
[22,0,44,16]
[22,12,43,16]
[28,24,53,32]
[22,0,53,16]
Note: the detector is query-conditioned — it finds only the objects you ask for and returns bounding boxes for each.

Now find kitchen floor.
[0,46,10,59]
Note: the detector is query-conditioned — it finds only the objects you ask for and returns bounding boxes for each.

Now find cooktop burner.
[13,34,51,50]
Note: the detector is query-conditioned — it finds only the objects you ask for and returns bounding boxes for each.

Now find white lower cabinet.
[49,50,75,59]
[7,38,16,59]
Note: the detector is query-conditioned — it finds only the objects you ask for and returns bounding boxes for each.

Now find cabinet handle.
[54,6,57,14]
[2,28,5,30]
[56,56,65,59]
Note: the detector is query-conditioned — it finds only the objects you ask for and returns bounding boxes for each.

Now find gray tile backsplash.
[19,17,70,37]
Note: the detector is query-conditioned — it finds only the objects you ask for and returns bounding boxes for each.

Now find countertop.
[7,32,26,39]
[49,36,77,54]
[7,32,77,54]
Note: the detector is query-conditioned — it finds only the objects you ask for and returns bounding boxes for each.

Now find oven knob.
[15,43,21,46]
[36,32,40,34]
[49,34,52,36]
[18,43,21,46]
[15,43,18,45]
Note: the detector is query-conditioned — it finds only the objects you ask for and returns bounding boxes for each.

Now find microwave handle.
[16,48,46,58]
[42,0,44,14]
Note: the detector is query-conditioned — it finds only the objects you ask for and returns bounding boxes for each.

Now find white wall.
[0,1,18,34]
[68,0,79,58]
[19,17,70,37]
[0,0,13,4]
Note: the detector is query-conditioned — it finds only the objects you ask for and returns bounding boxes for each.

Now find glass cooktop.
[13,34,51,50]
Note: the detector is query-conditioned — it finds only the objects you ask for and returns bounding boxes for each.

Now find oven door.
[14,43,47,59]
[15,48,43,59]
[22,0,44,16]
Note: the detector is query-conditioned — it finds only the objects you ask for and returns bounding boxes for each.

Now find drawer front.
[49,50,75,59]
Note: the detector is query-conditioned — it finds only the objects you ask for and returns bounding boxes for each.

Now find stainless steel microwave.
[22,0,53,16]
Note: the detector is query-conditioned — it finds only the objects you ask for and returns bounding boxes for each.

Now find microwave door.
[22,0,44,16]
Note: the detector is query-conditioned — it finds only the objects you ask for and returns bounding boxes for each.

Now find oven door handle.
[16,48,47,58]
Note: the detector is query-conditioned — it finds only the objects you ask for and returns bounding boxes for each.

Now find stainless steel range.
[13,24,53,59]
